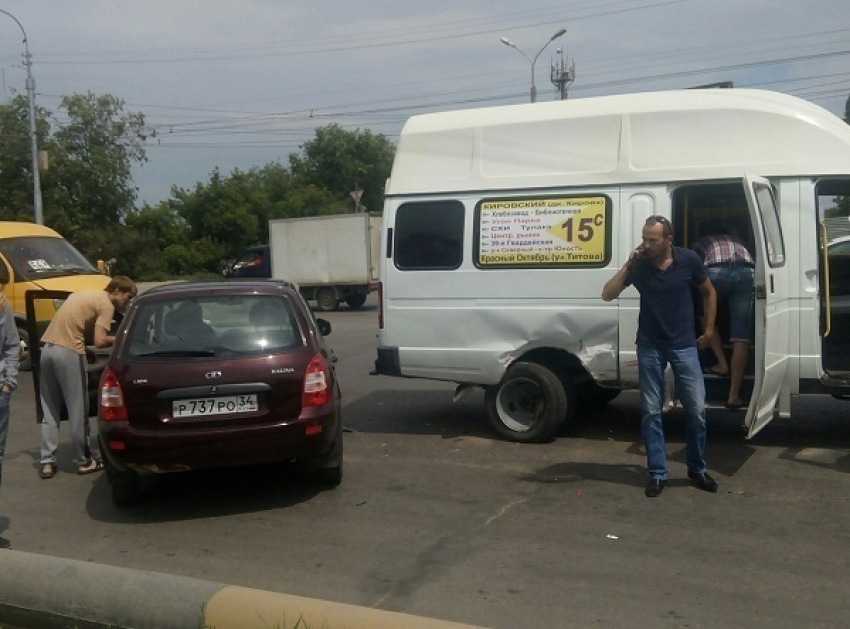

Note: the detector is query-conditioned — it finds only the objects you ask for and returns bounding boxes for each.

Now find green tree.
[288,124,395,213]
[0,95,51,221]
[164,162,349,274]
[41,92,150,253]
[112,203,192,278]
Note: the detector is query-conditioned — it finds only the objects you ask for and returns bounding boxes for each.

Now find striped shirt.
[692,234,754,266]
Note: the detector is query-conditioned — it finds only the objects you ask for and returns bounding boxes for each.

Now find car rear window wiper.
[137,350,216,357]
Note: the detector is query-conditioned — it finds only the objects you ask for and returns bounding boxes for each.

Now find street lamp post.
[1,9,44,224]
[501,29,566,103]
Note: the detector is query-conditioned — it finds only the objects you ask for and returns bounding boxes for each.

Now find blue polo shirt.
[625,246,707,349]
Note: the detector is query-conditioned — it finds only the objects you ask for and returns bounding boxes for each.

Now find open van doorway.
[817,179,850,377]
[671,182,757,405]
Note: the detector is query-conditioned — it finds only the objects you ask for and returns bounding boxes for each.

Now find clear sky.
[2,0,849,207]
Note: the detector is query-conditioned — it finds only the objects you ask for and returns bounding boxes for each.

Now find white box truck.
[374,88,850,443]
[269,213,381,311]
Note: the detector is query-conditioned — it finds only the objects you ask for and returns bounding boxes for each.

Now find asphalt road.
[1,294,849,628]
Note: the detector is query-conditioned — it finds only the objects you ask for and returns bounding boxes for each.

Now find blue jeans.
[0,390,9,469]
[706,265,754,342]
[637,345,708,480]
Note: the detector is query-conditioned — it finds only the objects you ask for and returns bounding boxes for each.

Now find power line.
[32,0,689,65]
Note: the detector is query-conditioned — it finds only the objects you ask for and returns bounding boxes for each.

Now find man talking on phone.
[602,215,718,497]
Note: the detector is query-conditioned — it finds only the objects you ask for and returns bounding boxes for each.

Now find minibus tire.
[485,361,568,443]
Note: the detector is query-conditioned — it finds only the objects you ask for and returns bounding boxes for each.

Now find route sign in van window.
[475,195,611,268]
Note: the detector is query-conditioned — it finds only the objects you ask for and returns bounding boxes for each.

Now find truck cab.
[228,245,271,279]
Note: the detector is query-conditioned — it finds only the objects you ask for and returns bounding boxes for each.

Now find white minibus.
[374,89,850,442]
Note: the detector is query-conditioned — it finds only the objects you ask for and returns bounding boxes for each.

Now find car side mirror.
[316,318,332,336]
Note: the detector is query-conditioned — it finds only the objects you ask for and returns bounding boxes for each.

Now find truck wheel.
[345,293,367,309]
[17,326,32,372]
[315,288,339,312]
[485,361,571,443]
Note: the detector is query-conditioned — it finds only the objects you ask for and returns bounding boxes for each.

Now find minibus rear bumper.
[373,347,402,376]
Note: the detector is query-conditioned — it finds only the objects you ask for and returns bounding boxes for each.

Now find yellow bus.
[0,221,109,369]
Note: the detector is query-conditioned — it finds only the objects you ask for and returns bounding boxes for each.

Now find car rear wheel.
[485,361,572,443]
[304,422,343,488]
[102,448,143,507]
[315,288,339,312]
[111,475,143,508]
[313,464,342,487]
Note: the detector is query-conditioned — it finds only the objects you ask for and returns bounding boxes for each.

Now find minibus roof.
[387,89,850,196]
[0,222,63,238]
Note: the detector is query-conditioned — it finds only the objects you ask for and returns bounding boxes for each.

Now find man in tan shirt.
[38,276,136,479]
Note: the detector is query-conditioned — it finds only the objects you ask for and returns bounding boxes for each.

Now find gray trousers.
[39,344,100,466]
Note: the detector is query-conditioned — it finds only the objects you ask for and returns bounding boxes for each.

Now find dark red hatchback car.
[97,280,341,506]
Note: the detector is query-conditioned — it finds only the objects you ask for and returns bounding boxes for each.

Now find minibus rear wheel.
[485,361,572,443]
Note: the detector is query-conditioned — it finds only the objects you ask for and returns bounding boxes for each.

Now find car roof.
[141,279,299,299]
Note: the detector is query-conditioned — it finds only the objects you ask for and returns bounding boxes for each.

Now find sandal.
[39,464,57,479]
[77,460,104,475]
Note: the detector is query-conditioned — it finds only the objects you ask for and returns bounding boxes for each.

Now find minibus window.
[394,201,464,270]
[753,184,785,268]
[0,236,99,281]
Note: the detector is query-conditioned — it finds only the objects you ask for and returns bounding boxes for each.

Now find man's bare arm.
[93,325,114,348]
[696,278,717,350]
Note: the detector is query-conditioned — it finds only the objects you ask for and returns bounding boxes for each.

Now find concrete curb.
[0,549,486,629]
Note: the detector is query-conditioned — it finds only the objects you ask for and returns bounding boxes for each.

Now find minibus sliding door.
[743,176,790,438]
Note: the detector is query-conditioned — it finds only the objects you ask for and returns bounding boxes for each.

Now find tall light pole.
[501,28,566,103]
[1,9,44,224]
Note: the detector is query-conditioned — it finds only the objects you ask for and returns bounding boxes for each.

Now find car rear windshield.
[124,294,304,359]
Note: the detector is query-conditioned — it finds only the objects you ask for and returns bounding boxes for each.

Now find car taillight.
[302,353,330,407]
[99,368,127,421]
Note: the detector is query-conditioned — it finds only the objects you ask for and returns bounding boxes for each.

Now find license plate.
[172,394,258,418]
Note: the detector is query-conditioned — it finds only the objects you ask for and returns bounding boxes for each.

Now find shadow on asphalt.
[85,463,323,524]
[342,389,850,476]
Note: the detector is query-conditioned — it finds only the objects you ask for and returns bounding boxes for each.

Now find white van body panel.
[383,193,620,385]
[387,89,850,196]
